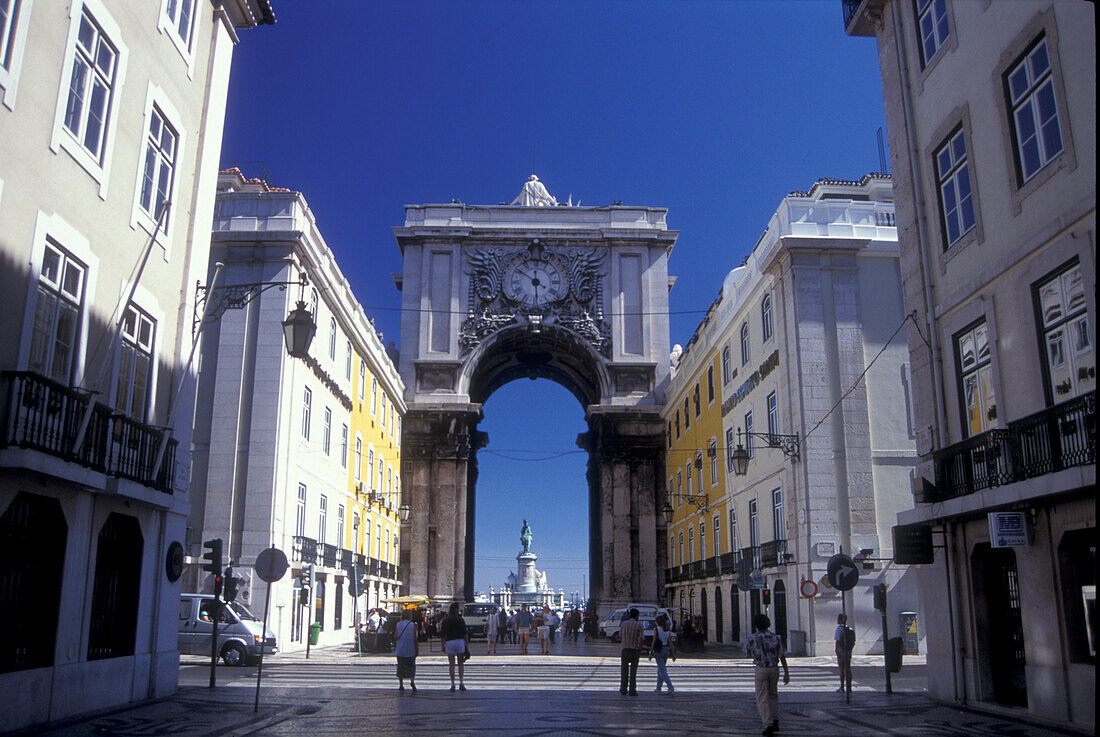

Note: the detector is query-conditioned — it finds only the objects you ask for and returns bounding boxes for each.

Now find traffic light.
[297,570,311,607]
[202,538,223,574]
[874,583,887,612]
[762,588,771,607]
[223,567,239,603]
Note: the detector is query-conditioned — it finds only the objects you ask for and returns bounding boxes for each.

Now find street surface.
[29,639,1088,737]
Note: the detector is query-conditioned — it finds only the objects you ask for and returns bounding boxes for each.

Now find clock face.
[504,257,567,307]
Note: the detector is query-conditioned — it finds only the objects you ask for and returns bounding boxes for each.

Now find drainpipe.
[890,0,960,703]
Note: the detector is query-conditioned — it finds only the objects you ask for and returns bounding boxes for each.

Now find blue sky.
[219,0,885,599]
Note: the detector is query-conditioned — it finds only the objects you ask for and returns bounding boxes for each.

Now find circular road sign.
[254,547,289,583]
[165,541,184,582]
[826,553,860,591]
[799,579,818,598]
[737,573,753,592]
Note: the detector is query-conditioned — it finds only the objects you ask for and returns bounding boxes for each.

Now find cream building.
[0,1,271,731]
[187,170,405,652]
[665,174,922,657]
[846,1,1095,729]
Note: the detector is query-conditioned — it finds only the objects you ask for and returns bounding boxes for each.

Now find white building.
[846,1,1095,729]
[187,170,406,653]
[665,174,922,657]
[0,1,272,731]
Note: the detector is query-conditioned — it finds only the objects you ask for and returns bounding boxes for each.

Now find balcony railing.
[321,543,338,568]
[759,540,790,568]
[293,536,317,564]
[702,556,719,578]
[1,371,176,493]
[931,392,1095,503]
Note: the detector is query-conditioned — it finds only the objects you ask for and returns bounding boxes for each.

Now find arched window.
[0,493,67,673]
[740,322,750,365]
[761,294,773,342]
[88,513,143,660]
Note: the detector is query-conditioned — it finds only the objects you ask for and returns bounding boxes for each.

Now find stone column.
[578,408,666,613]
[401,404,483,601]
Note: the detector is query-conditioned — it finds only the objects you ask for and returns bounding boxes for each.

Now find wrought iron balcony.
[702,555,719,578]
[1,370,176,493]
[930,392,1094,503]
[719,552,738,573]
[321,543,338,568]
[740,546,762,572]
[759,539,790,568]
[292,536,318,564]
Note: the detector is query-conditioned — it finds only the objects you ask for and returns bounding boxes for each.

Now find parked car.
[601,604,673,643]
[179,594,277,665]
[462,602,497,640]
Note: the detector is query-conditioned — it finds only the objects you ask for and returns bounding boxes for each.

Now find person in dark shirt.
[439,602,469,691]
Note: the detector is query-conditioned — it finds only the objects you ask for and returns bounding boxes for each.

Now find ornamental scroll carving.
[460,242,610,356]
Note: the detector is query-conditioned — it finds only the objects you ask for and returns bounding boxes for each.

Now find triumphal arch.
[394,178,677,611]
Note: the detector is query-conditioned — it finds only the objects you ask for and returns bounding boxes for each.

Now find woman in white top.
[648,613,677,693]
[486,605,498,654]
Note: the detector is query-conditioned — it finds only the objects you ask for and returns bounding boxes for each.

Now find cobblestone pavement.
[23,643,1089,737]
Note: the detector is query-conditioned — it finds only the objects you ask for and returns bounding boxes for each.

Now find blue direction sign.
[826,553,860,591]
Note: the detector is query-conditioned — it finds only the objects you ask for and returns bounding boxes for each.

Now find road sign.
[826,553,860,591]
[737,573,753,592]
[750,574,767,589]
[254,547,289,583]
[800,579,818,598]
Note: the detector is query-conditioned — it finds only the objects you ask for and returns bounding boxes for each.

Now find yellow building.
[663,295,729,628]
[348,344,405,612]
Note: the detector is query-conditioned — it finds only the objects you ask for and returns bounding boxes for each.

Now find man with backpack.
[835,613,855,693]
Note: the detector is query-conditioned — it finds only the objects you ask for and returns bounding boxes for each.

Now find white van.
[179,594,277,665]
[462,602,498,640]
[601,604,674,643]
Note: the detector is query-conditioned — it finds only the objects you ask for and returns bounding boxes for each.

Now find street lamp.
[282,300,316,359]
[729,427,800,476]
[399,502,411,522]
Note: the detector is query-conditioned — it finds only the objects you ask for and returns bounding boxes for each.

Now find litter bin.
[787,629,807,657]
[309,622,322,646]
[885,636,903,673]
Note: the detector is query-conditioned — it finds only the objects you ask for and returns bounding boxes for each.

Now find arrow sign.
[827,553,860,591]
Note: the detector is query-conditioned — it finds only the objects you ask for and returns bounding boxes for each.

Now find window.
[744,410,754,458]
[695,454,703,499]
[380,393,387,430]
[740,323,750,365]
[337,505,345,547]
[707,366,715,403]
[676,470,682,507]
[1057,528,1096,663]
[748,499,758,548]
[761,294,773,343]
[390,405,395,437]
[729,508,740,551]
[301,387,311,440]
[163,0,195,47]
[138,106,177,225]
[725,428,735,473]
[693,384,701,417]
[670,534,676,568]
[87,514,142,660]
[340,424,348,469]
[296,484,306,537]
[0,0,17,72]
[367,448,375,489]
[377,457,384,495]
[323,408,332,456]
[375,523,381,559]
[688,527,694,563]
[683,397,690,429]
[916,0,950,65]
[345,340,352,380]
[318,495,327,544]
[771,488,783,540]
[678,532,684,567]
[955,321,995,437]
[722,346,732,385]
[1036,262,1093,400]
[674,411,680,439]
[359,361,366,402]
[699,521,706,560]
[370,377,378,416]
[709,439,718,484]
[327,318,336,361]
[28,241,85,384]
[935,129,975,248]
[767,391,778,441]
[63,9,117,161]
[309,289,318,319]
[1007,37,1062,184]
[685,462,693,500]
[354,437,362,481]
[114,304,154,421]
[714,515,721,557]
[386,466,393,505]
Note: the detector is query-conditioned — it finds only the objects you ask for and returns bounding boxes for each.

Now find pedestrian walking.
[486,605,498,655]
[835,613,854,693]
[440,602,470,691]
[746,613,790,737]
[392,609,418,693]
[648,613,676,694]
[515,604,533,654]
[507,608,517,644]
[497,608,509,645]
[536,606,551,654]
[549,608,560,644]
[618,608,643,696]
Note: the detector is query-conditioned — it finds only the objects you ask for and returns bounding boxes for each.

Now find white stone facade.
[847,0,1095,729]
[0,1,272,731]
[665,174,922,657]
[187,171,406,653]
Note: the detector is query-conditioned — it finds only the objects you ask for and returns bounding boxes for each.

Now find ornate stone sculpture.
[521,519,533,553]
[511,175,557,207]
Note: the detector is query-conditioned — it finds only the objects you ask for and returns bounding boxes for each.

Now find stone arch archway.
[395,188,677,611]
